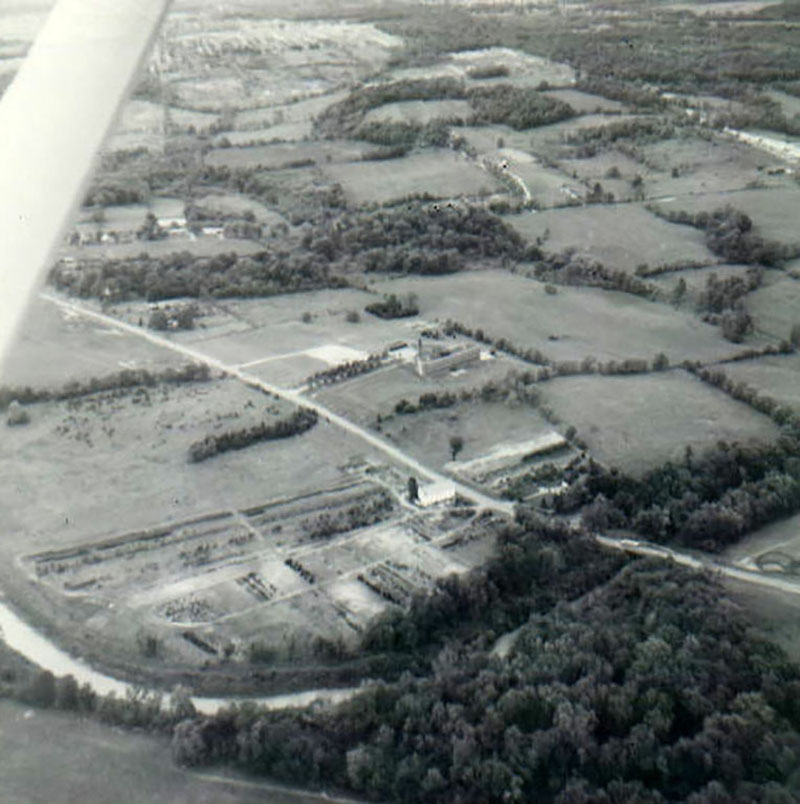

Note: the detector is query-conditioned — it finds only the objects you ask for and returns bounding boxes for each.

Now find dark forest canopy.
[169,517,800,802]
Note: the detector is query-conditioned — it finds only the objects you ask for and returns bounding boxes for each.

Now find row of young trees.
[169,514,800,802]
[0,363,211,411]
[188,408,318,462]
[301,491,394,541]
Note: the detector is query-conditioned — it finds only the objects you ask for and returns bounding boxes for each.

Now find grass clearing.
[362,99,473,125]
[721,354,800,412]
[537,369,780,474]
[205,140,369,170]
[655,187,800,246]
[747,276,800,341]
[2,297,185,388]
[60,236,264,261]
[377,270,741,364]
[0,700,330,804]
[509,204,714,273]
[323,149,499,205]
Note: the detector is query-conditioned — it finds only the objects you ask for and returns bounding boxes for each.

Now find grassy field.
[205,140,369,170]
[0,700,337,804]
[509,203,715,273]
[323,149,498,205]
[0,377,360,549]
[376,270,739,364]
[193,193,288,227]
[647,263,757,299]
[60,236,264,261]
[1,297,185,388]
[362,99,473,125]
[655,186,800,246]
[315,357,522,428]
[117,99,220,135]
[721,354,800,412]
[747,276,800,341]
[724,511,800,566]
[72,198,185,235]
[536,369,780,474]
[542,89,626,114]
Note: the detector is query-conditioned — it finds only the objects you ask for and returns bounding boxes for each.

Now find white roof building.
[417,480,457,507]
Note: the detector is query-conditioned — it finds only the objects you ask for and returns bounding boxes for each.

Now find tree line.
[0,363,211,411]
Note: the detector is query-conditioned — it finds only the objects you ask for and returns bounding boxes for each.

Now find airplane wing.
[0,0,171,371]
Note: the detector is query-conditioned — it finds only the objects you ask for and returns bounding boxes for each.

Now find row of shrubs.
[188,408,318,462]
[301,491,394,540]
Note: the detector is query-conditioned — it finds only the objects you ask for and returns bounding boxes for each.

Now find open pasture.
[323,149,498,205]
[0,701,328,804]
[59,235,264,261]
[0,376,364,549]
[193,193,287,227]
[655,187,800,247]
[315,356,521,428]
[527,114,647,160]
[537,370,780,475]
[742,276,800,341]
[1,296,184,388]
[542,89,626,114]
[376,398,557,475]
[721,354,800,413]
[376,270,742,365]
[205,140,369,170]
[493,149,581,207]
[117,99,219,134]
[71,197,185,237]
[233,90,349,132]
[362,99,473,125]
[647,263,757,299]
[509,203,715,273]
[214,122,312,145]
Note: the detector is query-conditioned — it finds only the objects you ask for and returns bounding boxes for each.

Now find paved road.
[41,293,516,518]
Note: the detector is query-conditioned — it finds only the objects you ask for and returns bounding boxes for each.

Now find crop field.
[1,297,185,388]
[323,149,498,205]
[205,140,369,170]
[510,203,715,273]
[746,276,800,341]
[375,270,739,364]
[362,99,473,125]
[655,187,800,246]
[536,369,780,474]
[0,700,329,804]
[721,354,800,412]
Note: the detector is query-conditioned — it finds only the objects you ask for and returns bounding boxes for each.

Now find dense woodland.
[168,516,800,803]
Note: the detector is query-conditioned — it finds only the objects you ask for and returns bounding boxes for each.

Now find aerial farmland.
[4,0,800,799]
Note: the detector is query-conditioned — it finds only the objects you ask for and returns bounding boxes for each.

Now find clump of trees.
[365,293,419,319]
[188,408,318,462]
[394,391,458,415]
[465,64,509,79]
[572,435,800,552]
[466,84,573,130]
[148,302,200,331]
